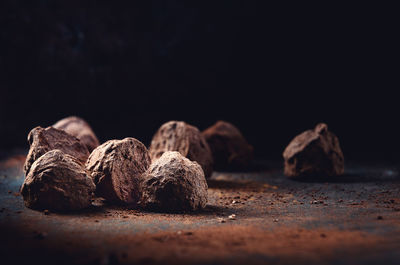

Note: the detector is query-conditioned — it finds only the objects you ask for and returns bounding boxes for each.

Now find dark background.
[0,1,398,162]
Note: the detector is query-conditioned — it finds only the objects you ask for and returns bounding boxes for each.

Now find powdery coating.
[20,150,95,211]
[23,126,90,176]
[202,121,254,170]
[140,151,208,212]
[86,137,151,205]
[283,123,344,178]
[53,116,100,152]
[149,121,213,178]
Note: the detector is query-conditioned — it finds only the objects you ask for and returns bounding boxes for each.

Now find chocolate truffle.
[86,137,151,205]
[21,150,95,211]
[140,151,208,212]
[283,123,344,178]
[202,121,254,170]
[149,121,213,178]
[23,126,90,176]
[53,116,100,152]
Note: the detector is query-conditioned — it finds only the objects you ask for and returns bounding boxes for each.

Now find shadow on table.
[293,170,400,183]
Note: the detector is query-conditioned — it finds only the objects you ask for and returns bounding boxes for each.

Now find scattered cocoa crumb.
[228,214,236,220]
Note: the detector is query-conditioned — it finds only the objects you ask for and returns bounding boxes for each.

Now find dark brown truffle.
[140,151,208,212]
[202,121,254,170]
[86,137,151,205]
[149,121,213,178]
[283,123,344,178]
[20,150,95,211]
[53,116,100,152]
[23,126,90,176]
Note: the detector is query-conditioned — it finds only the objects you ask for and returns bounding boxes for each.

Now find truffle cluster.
[21,118,217,212]
[21,117,345,213]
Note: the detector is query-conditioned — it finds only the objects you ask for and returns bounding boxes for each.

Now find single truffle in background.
[140,151,208,212]
[86,137,151,205]
[202,121,254,170]
[283,123,344,178]
[149,121,213,178]
[23,126,90,176]
[53,116,100,152]
[21,150,95,211]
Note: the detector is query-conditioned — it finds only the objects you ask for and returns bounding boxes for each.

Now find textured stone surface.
[86,137,151,205]
[23,126,90,176]
[149,121,213,178]
[140,151,208,212]
[53,116,100,152]
[20,150,95,211]
[283,123,344,178]
[202,121,254,170]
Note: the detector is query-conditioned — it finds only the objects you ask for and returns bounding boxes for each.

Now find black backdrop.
[0,1,398,162]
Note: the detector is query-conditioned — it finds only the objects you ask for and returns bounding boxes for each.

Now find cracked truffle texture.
[21,150,95,211]
[283,123,344,178]
[23,126,90,176]
[86,137,151,205]
[149,121,213,178]
[53,116,100,152]
[140,151,208,212]
[202,121,254,170]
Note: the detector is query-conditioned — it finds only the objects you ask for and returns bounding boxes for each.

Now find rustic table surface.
[1,154,399,265]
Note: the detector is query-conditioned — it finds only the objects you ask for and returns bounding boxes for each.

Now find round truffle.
[140,151,208,212]
[53,116,100,152]
[149,121,213,178]
[20,150,95,211]
[86,137,151,205]
[283,123,344,178]
[23,126,90,176]
[202,121,254,170]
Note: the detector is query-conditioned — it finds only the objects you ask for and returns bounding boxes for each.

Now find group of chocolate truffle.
[20,116,344,212]
[20,117,254,212]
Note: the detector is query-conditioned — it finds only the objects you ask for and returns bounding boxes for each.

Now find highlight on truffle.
[149,121,213,178]
[140,151,208,212]
[21,150,95,211]
[53,116,100,152]
[23,126,90,176]
[86,137,151,205]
